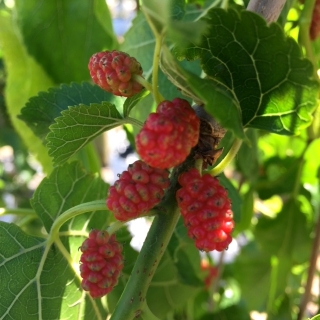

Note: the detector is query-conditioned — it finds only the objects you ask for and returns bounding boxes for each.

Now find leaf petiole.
[151,31,165,104]
[107,220,126,235]
[49,200,107,242]
[0,207,35,216]
[125,116,144,128]
[141,5,165,104]
[209,136,243,176]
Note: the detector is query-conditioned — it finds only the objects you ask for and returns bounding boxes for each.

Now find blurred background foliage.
[0,0,320,319]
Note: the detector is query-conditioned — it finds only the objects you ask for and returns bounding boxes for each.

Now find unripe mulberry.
[136,98,200,169]
[79,229,123,298]
[201,260,219,289]
[176,168,234,252]
[88,50,144,97]
[106,160,170,221]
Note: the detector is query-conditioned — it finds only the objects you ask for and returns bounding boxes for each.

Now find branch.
[110,158,195,320]
[297,205,320,320]
[247,0,287,23]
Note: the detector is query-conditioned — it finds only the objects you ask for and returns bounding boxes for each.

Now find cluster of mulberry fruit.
[81,50,234,298]
[79,229,123,298]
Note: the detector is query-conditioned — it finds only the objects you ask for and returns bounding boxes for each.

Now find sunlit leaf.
[14,0,118,83]
[0,12,54,173]
[46,103,126,165]
[173,9,319,135]
[19,82,123,141]
[0,222,107,320]
[254,198,312,263]
[31,162,109,232]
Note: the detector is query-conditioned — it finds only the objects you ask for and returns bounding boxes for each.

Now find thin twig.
[297,212,320,320]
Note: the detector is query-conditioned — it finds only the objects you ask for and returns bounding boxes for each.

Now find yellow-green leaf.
[0,11,54,173]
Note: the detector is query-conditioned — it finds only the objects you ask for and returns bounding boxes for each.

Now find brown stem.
[246,0,286,23]
[297,212,320,320]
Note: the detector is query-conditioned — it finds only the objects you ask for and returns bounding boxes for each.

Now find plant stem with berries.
[110,158,196,320]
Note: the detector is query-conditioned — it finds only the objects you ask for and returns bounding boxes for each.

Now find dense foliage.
[1,0,320,319]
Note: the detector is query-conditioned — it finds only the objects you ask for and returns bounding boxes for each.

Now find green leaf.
[93,0,117,41]
[147,281,200,319]
[218,278,243,309]
[310,315,320,320]
[114,227,139,275]
[46,102,125,165]
[120,12,201,110]
[141,0,170,34]
[160,46,246,139]
[302,138,320,185]
[258,133,306,160]
[108,246,200,319]
[140,303,161,320]
[236,129,259,181]
[234,188,254,234]
[0,222,107,320]
[254,199,312,263]
[174,9,319,135]
[188,76,246,139]
[106,227,139,312]
[256,156,301,199]
[268,294,293,320]
[200,304,251,320]
[0,11,54,173]
[308,103,320,140]
[218,173,242,223]
[167,231,203,286]
[174,216,195,245]
[233,198,312,313]
[30,162,109,233]
[171,0,186,20]
[120,12,201,137]
[19,82,123,142]
[121,12,154,81]
[233,242,271,311]
[143,0,207,45]
[168,18,208,47]
[123,89,150,117]
[14,0,118,83]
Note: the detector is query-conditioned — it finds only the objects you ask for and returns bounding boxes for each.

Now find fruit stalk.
[49,200,107,241]
[209,136,242,176]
